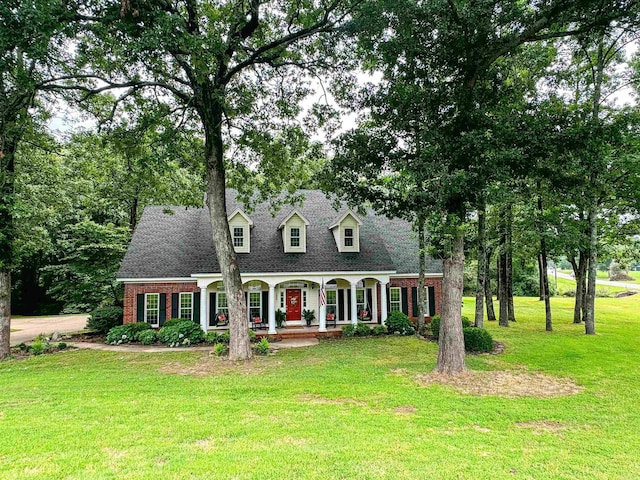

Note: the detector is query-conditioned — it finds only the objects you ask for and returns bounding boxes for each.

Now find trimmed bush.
[106,325,134,344]
[162,318,184,328]
[254,338,270,355]
[386,311,415,336]
[204,331,219,344]
[372,325,388,336]
[354,322,371,337]
[57,342,68,350]
[430,315,472,341]
[87,306,123,334]
[158,320,204,347]
[129,322,153,340]
[213,343,227,356]
[342,324,356,337]
[137,330,157,345]
[463,327,494,353]
[217,332,230,344]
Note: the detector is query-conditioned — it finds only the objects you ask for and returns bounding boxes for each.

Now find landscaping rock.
[615,290,638,298]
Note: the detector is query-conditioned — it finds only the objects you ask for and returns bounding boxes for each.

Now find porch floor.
[253,326,343,339]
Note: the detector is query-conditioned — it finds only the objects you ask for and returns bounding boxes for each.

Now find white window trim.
[145,293,160,327]
[290,227,301,247]
[389,287,401,312]
[356,288,366,316]
[179,292,193,320]
[326,290,338,320]
[233,227,244,247]
[344,227,354,247]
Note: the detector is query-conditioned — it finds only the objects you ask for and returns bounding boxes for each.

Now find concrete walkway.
[10,314,89,345]
[68,337,319,353]
[555,271,640,290]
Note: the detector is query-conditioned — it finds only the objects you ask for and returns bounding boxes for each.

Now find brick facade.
[123,282,200,324]
[375,277,443,321]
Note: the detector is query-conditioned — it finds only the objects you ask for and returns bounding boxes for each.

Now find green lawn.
[1,296,640,479]
[558,269,640,282]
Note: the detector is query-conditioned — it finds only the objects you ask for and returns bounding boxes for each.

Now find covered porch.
[193,272,393,334]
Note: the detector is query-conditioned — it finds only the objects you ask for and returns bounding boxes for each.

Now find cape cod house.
[117,190,443,334]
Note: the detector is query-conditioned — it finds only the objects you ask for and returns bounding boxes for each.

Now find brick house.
[117,190,443,333]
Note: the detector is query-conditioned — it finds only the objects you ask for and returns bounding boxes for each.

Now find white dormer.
[227,209,253,253]
[279,209,310,253]
[329,211,362,253]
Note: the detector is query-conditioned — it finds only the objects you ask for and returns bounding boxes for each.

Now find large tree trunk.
[201,97,251,361]
[416,215,426,335]
[569,254,587,324]
[537,192,552,331]
[485,246,497,321]
[435,228,467,375]
[474,198,486,328]
[0,134,18,360]
[584,204,597,335]
[498,208,509,327]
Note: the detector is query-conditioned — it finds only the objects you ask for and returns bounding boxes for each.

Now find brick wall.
[375,277,443,322]
[123,282,200,324]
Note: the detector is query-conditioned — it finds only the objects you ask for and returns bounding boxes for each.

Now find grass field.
[558,269,640,282]
[1,296,640,479]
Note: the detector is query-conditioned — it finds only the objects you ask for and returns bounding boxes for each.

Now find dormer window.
[279,209,309,253]
[290,227,301,247]
[330,211,362,253]
[227,209,253,253]
[344,228,354,247]
[233,227,244,248]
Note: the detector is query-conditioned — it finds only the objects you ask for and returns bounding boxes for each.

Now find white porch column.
[372,283,378,324]
[319,303,327,332]
[200,286,208,331]
[380,282,388,325]
[350,282,358,325]
[268,285,276,334]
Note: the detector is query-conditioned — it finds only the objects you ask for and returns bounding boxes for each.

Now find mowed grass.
[1,296,640,479]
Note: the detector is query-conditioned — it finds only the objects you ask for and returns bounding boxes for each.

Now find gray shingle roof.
[117,190,443,279]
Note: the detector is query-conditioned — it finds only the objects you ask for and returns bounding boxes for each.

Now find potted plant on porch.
[302,309,315,327]
[275,309,286,329]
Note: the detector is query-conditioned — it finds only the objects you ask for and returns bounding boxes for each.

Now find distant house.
[117,190,443,333]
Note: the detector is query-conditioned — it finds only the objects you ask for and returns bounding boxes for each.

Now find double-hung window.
[233,227,244,247]
[249,291,261,320]
[217,292,229,318]
[145,293,160,327]
[326,290,337,318]
[356,289,366,317]
[290,227,300,247]
[389,287,401,312]
[179,292,193,320]
[344,228,354,247]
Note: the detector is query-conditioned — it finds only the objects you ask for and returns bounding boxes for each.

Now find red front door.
[286,289,302,321]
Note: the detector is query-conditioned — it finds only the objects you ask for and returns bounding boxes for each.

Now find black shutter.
[411,287,418,317]
[386,286,390,313]
[401,287,409,315]
[366,288,373,317]
[159,293,167,326]
[171,293,179,319]
[136,294,145,322]
[262,291,268,320]
[209,293,216,326]
[347,290,352,321]
[338,290,344,322]
[428,286,436,316]
[193,292,201,324]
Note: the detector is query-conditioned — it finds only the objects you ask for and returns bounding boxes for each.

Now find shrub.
[87,306,123,334]
[213,343,227,356]
[302,309,315,327]
[129,322,153,340]
[106,325,135,344]
[57,342,68,350]
[158,320,204,347]
[18,343,27,351]
[217,332,230,344]
[561,289,576,297]
[342,324,355,337]
[254,338,270,355]
[204,331,219,344]
[137,330,157,345]
[430,315,471,341]
[30,340,45,356]
[248,329,257,342]
[463,327,494,353]
[596,288,612,298]
[354,322,371,337]
[162,318,184,328]
[372,325,388,336]
[386,311,415,336]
